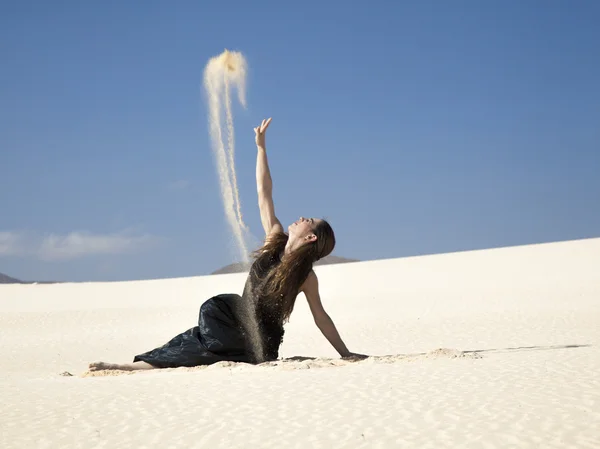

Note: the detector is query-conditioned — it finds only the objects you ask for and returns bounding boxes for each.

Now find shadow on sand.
[79,344,592,377]
[463,343,591,355]
[282,344,592,363]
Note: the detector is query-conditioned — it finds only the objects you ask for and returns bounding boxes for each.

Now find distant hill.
[211,255,359,275]
[0,272,59,284]
[0,272,22,284]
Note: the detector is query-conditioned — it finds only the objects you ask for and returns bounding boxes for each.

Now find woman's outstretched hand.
[254,117,272,148]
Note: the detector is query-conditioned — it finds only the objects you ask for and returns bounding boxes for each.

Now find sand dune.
[1,237,599,448]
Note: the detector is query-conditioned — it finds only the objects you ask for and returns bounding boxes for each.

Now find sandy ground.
[1,238,599,448]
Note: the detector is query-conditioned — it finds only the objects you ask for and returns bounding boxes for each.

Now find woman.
[89,118,365,372]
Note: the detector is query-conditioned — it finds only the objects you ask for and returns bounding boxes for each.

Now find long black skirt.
[133,293,254,368]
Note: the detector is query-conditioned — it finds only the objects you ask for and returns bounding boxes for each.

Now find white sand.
[1,238,599,448]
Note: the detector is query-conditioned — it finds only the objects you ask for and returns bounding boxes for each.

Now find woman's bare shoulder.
[301,270,318,293]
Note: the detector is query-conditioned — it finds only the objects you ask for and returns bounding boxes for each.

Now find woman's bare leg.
[88,361,156,371]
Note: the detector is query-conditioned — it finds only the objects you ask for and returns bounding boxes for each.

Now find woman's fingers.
[261,117,272,132]
[255,118,272,134]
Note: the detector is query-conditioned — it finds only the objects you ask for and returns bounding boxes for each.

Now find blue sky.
[1,1,599,282]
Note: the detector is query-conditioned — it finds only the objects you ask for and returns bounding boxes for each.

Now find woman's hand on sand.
[342,352,368,361]
[254,117,272,148]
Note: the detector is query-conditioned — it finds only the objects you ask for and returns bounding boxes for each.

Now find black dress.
[132,253,287,368]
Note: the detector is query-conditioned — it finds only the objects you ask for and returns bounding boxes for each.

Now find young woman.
[89,118,365,372]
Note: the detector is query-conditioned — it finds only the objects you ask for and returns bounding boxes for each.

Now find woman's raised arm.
[254,118,283,237]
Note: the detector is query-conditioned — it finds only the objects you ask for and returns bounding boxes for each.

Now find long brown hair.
[249,219,336,323]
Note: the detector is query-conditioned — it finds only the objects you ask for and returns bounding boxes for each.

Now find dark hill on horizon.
[211,255,359,275]
[0,272,59,284]
[0,272,22,284]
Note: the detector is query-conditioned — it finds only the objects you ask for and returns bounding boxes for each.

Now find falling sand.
[203,49,251,263]
[203,50,265,362]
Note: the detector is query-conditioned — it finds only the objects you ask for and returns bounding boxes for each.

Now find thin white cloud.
[167,179,192,191]
[38,231,159,261]
[0,231,25,257]
[0,229,160,261]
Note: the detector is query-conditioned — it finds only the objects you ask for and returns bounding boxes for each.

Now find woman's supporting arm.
[301,270,367,359]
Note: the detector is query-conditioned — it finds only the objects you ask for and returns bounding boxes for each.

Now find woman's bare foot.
[88,361,155,371]
[88,361,118,371]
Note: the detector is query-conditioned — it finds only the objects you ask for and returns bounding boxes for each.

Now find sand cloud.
[0,229,159,261]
